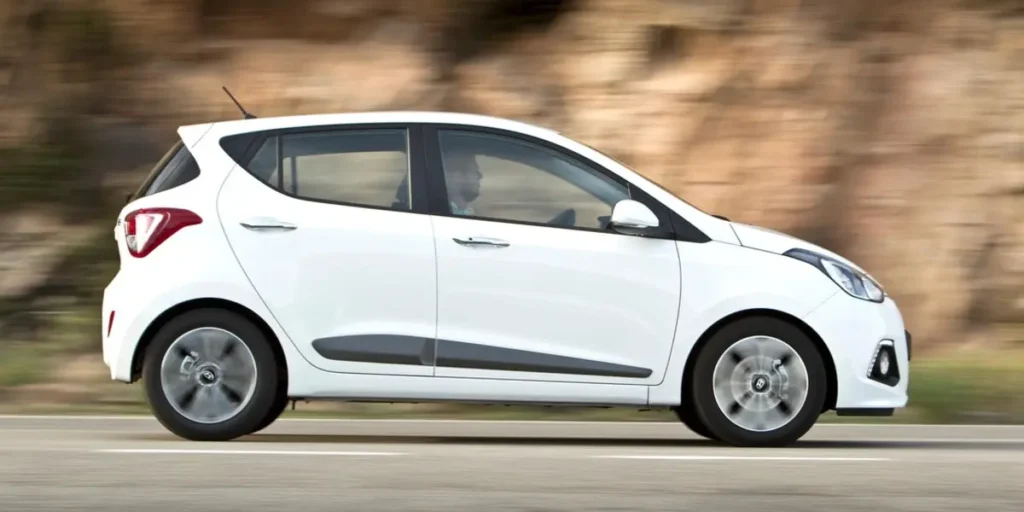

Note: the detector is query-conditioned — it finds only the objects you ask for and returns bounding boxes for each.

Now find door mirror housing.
[609,199,659,235]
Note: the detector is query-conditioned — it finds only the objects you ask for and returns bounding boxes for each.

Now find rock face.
[1,0,1021,353]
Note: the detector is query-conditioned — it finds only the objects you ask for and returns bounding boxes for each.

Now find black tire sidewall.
[142,308,279,441]
[672,406,719,441]
[692,317,826,447]
[251,383,290,434]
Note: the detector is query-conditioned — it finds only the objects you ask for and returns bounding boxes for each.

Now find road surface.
[0,415,1021,511]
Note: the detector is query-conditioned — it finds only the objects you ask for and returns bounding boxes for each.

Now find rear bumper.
[803,293,910,410]
[102,270,146,382]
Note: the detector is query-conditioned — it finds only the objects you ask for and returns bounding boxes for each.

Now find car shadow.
[124,433,1024,451]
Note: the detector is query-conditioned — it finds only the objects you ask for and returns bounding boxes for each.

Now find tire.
[691,316,827,447]
[672,405,719,441]
[142,308,282,441]
[250,384,290,435]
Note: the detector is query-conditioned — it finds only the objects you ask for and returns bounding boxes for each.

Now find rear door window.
[239,129,412,211]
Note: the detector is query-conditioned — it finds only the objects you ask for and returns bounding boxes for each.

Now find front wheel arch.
[681,309,837,414]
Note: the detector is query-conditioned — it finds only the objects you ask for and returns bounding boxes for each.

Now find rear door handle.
[453,236,510,248]
[240,218,297,231]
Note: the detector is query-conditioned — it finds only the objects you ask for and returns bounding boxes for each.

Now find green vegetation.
[0,343,52,388]
[907,350,1024,424]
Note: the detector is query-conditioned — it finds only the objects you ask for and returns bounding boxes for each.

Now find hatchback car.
[101,110,910,447]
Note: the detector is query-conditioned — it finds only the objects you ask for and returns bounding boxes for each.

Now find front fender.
[649,241,838,405]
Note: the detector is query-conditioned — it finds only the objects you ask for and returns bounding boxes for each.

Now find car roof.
[191,111,562,139]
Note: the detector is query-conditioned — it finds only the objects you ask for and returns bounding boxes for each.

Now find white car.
[101,107,910,447]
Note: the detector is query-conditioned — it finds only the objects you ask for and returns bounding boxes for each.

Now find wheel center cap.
[752,374,770,393]
[195,365,220,386]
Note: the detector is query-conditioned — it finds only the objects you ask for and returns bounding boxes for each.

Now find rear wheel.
[250,384,289,435]
[691,316,826,447]
[142,308,281,441]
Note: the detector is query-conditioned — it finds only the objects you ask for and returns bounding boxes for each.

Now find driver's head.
[444,146,482,205]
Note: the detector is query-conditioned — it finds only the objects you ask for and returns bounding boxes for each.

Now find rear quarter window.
[131,141,201,200]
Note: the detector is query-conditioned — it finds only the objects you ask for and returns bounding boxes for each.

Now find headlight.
[784,248,885,303]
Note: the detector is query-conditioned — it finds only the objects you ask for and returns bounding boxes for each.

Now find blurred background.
[0,0,1021,422]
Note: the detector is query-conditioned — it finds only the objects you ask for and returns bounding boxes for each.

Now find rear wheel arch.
[681,308,838,413]
[130,297,289,390]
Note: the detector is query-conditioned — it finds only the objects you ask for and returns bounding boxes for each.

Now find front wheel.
[142,308,282,441]
[691,317,827,447]
[672,405,719,441]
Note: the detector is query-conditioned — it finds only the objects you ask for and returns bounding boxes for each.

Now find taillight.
[124,207,202,258]
[107,310,116,337]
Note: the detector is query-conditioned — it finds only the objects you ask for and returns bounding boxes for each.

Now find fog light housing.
[867,340,900,386]
[879,350,891,375]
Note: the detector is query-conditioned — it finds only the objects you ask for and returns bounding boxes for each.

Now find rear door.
[216,123,438,376]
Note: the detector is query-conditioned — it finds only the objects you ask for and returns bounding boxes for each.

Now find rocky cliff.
[1,0,1022,354]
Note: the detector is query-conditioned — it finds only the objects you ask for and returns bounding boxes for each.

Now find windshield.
[577,141,712,216]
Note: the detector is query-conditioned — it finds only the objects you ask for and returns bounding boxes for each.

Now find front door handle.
[240,218,297,231]
[453,236,510,248]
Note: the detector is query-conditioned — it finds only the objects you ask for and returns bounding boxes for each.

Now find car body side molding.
[311,335,653,378]
[436,339,653,378]
[311,335,436,367]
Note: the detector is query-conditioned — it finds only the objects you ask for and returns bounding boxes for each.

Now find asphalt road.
[0,415,1021,511]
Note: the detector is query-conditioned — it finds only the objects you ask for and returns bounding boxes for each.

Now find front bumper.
[802,292,910,411]
[905,329,912,361]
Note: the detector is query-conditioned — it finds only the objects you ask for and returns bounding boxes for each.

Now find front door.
[217,124,437,376]
[425,126,682,385]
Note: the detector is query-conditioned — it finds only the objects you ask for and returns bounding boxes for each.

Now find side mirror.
[609,199,659,235]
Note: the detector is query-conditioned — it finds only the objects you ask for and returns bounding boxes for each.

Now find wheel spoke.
[219,348,252,376]
[728,400,743,417]
[219,339,237,359]
[220,382,244,404]
[728,350,746,364]
[727,390,754,417]
[198,330,231,360]
[193,386,219,420]
[219,371,251,394]
[777,398,792,416]
[206,386,235,419]
[176,383,200,412]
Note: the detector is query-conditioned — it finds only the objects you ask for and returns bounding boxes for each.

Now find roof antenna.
[222,86,257,119]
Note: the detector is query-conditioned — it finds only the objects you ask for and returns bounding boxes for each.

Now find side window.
[244,129,412,210]
[437,130,630,229]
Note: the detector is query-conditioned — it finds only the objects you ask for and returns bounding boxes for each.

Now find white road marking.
[592,455,892,462]
[95,449,406,456]
[0,415,1020,428]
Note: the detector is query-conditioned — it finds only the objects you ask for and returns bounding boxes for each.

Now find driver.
[443,146,482,216]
